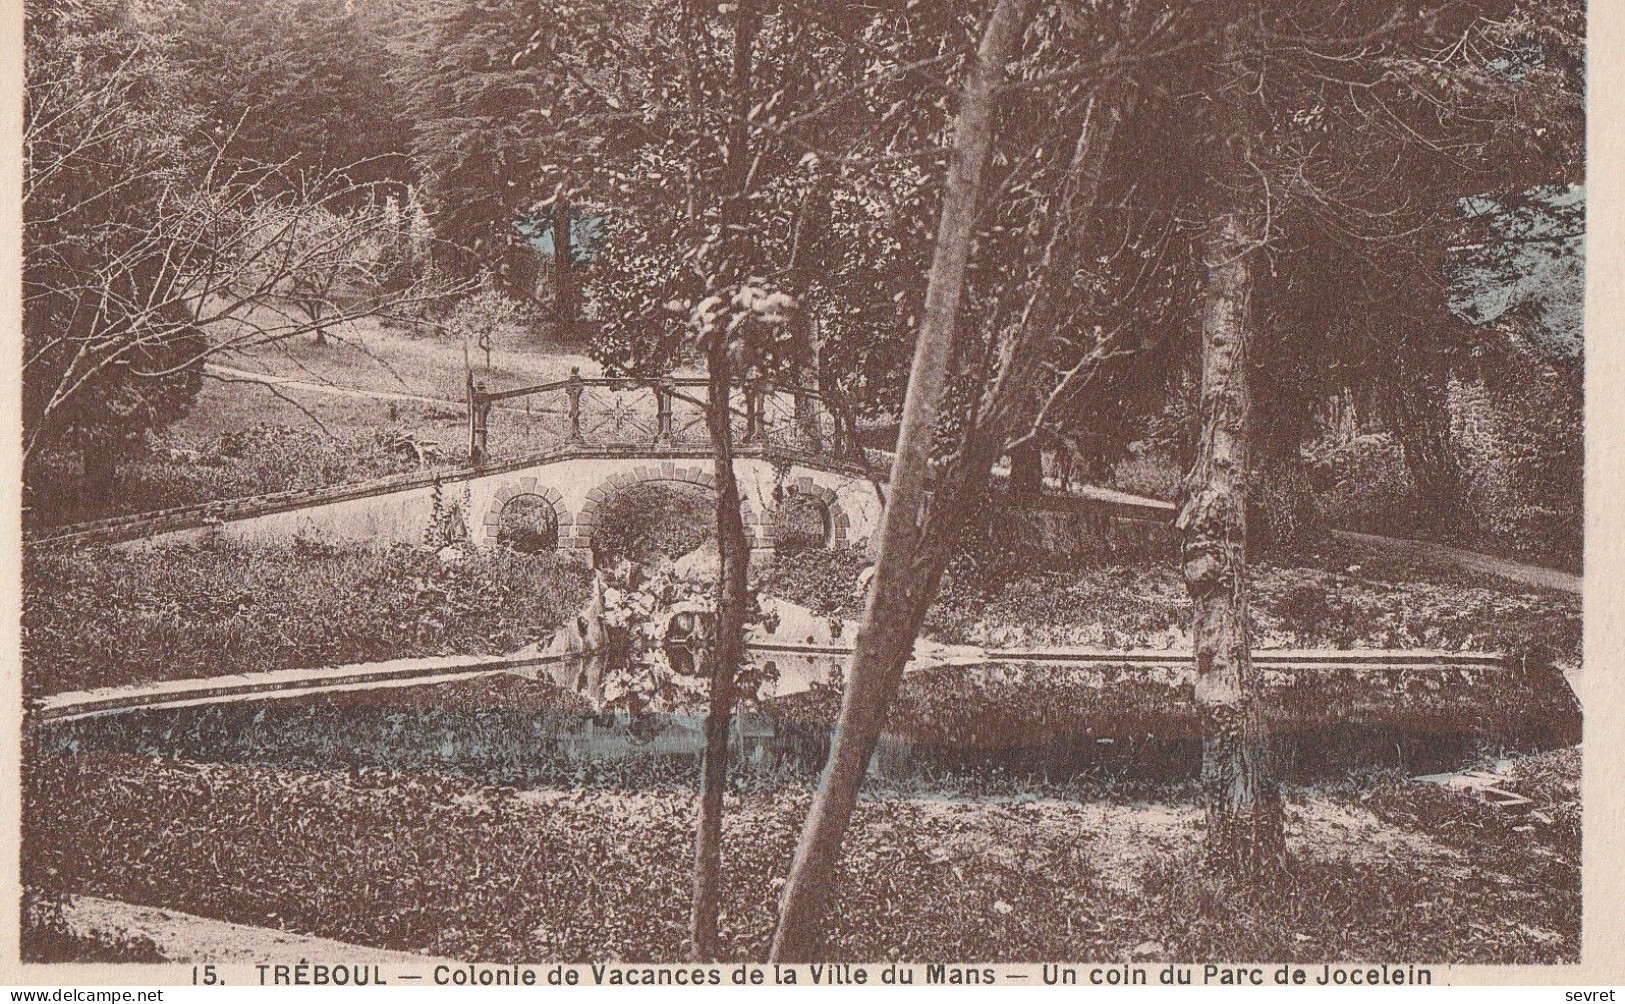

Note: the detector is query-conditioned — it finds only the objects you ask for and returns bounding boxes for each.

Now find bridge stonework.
[566,462,774,561]
[782,478,850,546]
[35,371,1176,560]
[95,449,886,567]
[478,479,565,548]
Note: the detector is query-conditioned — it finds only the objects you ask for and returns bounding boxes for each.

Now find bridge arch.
[571,463,772,565]
[480,479,567,551]
[776,477,853,550]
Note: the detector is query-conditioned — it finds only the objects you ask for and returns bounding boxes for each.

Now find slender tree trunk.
[1008,441,1043,494]
[82,438,119,505]
[768,0,1034,960]
[691,347,750,961]
[688,0,760,962]
[788,182,831,452]
[552,193,576,324]
[1177,13,1283,878]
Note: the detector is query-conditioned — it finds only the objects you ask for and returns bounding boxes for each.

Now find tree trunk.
[788,182,831,453]
[82,438,119,505]
[1008,441,1043,494]
[1177,14,1283,877]
[1248,451,1327,558]
[688,0,760,963]
[552,193,576,324]
[691,348,750,961]
[768,0,1034,961]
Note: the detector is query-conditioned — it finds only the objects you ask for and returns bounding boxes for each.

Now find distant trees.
[250,204,376,346]
[23,0,445,497]
[394,0,576,296]
[170,0,411,193]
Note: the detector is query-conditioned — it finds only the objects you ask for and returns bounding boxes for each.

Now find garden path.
[1335,530,1581,595]
[53,894,454,965]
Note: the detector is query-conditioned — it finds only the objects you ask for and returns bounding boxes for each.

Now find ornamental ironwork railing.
[466,368,858,462]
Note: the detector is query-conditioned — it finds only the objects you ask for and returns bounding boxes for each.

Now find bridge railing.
[467,368,858,462]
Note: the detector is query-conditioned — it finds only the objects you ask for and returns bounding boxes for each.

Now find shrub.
[25,425,428,529]
[496,494,559,554]
[591,483,713,566]
[1109,448,1183,501]
[22,539,590,696]
[772,495,829,556]
[1454,369,1582,570]
[1304,432,1426,538]
[757,546,871,616]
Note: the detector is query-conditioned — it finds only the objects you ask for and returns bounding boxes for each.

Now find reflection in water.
[520,648,848,703]
[30,651,1576,794]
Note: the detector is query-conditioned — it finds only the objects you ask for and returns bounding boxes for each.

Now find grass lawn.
[25,316,597,528]
[210,307,600,403]
[21,745,1578,963]
[171,310,599,466]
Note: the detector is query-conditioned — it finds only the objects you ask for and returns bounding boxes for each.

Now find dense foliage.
[170,0,411,192]
[761,538,1580,666]
[25,425,427,529]
[22,539,589,696]
[590,483,714,567]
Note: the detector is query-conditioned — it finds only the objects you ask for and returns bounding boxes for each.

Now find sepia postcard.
[3,0,1623,989]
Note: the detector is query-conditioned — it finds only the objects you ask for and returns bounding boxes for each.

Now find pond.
[28,654,1581,795]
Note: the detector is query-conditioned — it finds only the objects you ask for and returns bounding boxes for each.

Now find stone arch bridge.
[29,372,1171,561]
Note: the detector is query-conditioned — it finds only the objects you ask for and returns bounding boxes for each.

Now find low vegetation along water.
[32,663,1579,795]
[23,665,1581,963]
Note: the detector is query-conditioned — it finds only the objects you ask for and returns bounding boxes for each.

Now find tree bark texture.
[690,348,751,961]
[689,0,760,963]
[1008,440,1043,494]
[1178,15,1284,874]
[768,0,1035,961]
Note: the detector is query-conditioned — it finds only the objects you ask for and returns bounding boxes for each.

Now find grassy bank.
[26,424,428,530]
[22,747,1578,963]
[22,540,590,697]
[763,543,1582,665]
[209,312,596,405]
